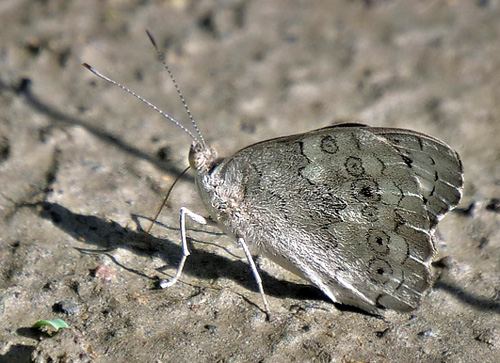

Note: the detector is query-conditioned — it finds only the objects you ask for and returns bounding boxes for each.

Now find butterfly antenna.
[82,63,201,145]
[146,30,206,149]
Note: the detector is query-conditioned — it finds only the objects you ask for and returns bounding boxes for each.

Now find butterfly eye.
[188,148,203,170]
[188,143,217,172]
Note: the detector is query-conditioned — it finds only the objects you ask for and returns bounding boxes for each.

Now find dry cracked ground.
[1,0,500,362]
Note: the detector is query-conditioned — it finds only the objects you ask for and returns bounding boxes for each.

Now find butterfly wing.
[369,127,464,229]
[213,124,462,313]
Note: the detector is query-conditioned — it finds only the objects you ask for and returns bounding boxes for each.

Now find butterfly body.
[192,123,463,313]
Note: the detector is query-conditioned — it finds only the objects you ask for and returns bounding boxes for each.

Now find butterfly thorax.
[191,146,254,245]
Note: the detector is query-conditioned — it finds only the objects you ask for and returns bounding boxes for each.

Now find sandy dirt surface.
[1,0,500,362]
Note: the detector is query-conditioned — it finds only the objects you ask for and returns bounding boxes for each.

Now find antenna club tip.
[82,63,93,70]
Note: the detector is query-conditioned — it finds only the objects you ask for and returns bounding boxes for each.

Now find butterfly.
[83,31,464,317]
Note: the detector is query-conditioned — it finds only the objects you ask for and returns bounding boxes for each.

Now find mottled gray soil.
[1,0,499,362]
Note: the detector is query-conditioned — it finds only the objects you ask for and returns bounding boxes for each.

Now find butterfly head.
[189,141,217,173]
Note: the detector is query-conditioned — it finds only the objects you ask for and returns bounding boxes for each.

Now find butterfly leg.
[159,207,207,288]
[238,237,271,318]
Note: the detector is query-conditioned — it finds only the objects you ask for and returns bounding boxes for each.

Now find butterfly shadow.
[34,202,332,306]
[8,80,337,309]
[433,280,500,315]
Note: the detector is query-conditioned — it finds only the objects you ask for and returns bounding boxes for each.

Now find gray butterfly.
[84,32,464,316]
[190,123,463,314]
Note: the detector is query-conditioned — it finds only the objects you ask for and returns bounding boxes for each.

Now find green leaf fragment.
[32,318,69,331]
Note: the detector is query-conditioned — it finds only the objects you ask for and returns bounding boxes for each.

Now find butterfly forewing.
[209,124,462,313]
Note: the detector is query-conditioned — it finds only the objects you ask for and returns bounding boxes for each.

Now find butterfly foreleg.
[159,207,207,288]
